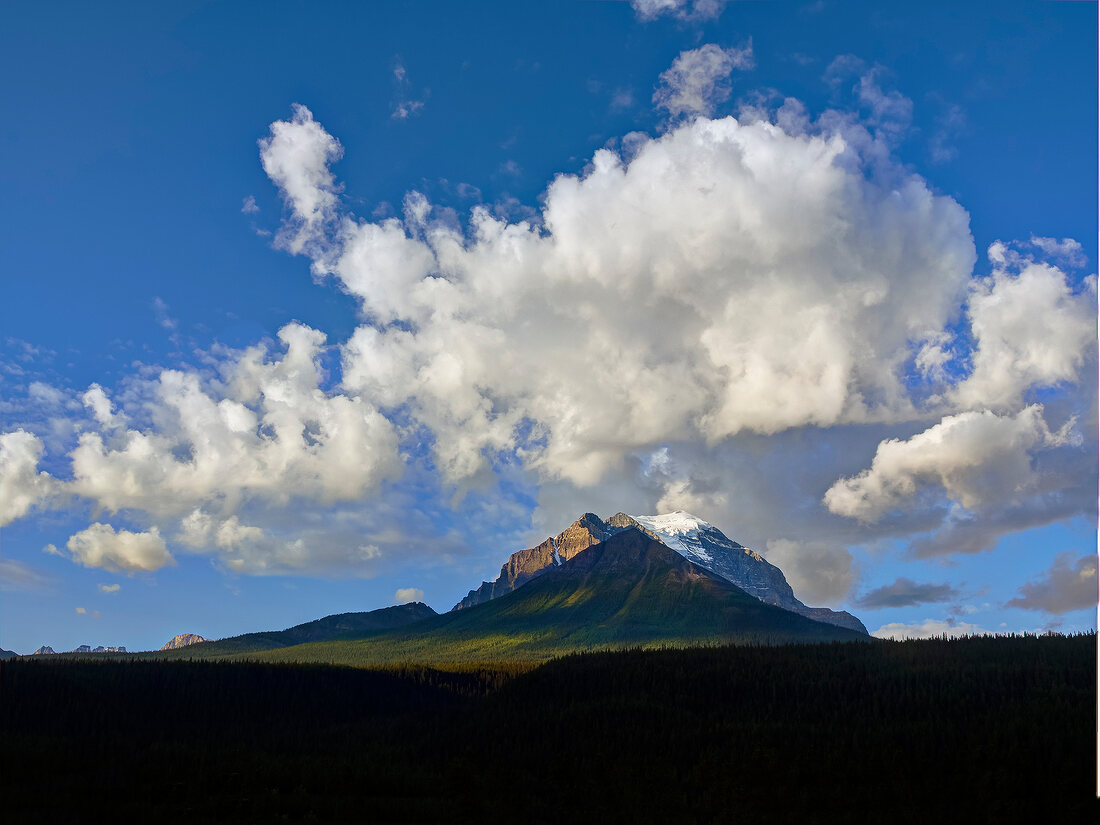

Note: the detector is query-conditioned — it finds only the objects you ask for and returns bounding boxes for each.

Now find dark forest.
[2,633,1096,823]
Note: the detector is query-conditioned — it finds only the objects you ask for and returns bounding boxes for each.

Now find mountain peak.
[453,510,867,635]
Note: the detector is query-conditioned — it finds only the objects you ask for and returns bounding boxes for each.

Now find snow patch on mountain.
[631,511,720,563]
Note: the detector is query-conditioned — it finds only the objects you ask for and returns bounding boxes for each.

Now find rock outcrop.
[161,634,209,650]
[453,513,619,610]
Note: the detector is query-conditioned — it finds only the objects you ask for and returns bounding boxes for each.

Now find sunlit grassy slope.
[194,529,868,666]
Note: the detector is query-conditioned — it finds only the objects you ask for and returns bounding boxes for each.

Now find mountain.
[248,528,868,667]
[32,646,56,655]
[0,648,16,659]
[73,645,92,653]
[155,602,438,658]
[160,634,209,651]
[454,511,867,634]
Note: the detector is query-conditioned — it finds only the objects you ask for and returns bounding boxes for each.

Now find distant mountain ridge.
[28,644,127,655]
[454,511,866,634]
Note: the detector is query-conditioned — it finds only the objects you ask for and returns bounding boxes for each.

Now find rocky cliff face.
[452,510,867,635]
[453,513,619,610]
[32,646,56,655]
[161,634,209,651]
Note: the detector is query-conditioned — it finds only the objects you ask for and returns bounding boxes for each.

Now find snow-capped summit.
[629,511,725,564]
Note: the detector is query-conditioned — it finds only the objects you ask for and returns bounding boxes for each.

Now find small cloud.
[654,42,754,120]
[395,587,424,604]
[824,54,866,89]
[357,544,382,560]
[497,159,522,177]
[61,523,176,574]
[1030,236,1087,269]
[392,100,425,121]
[632,0,727,22]
[455,182,482,201]
[152,297,178,332]
[391,57,427,120]
[610,88,635,111]
[241,195,260,214]
[855,577,959,609]
[824,57,912,143]
[1006,553,1098,614]
[99,583,121,593]
[75,606,86,614]
[928,101,966,164]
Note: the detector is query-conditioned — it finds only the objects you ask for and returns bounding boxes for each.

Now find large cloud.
[9,323,404,576]
[265,105,976,494]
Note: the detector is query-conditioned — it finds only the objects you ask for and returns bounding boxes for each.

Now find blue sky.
[1,0,1096,653]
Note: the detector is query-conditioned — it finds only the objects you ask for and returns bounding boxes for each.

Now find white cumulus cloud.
[950,250,1096,410]
[259,103,343,256]
[63,523,175,573]
[263,105,975,493]
[67,324,401,518]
